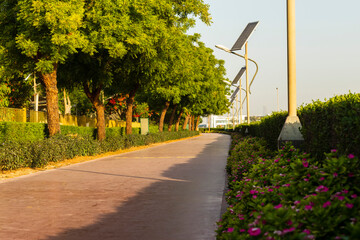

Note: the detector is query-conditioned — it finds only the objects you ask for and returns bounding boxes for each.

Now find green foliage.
[299,92,360,158]
[60,125,95,138]
[0,122,46,143]
[0,122,142,143]
[0,130,199,171]
[236,112,288,150]
[217,135,360,239]
[236,93,360,157]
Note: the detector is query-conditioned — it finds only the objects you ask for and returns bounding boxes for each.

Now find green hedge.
[234,93,360,158]
[299,93,360,158]
[235,112,287,150]
[0,122,142,142]
[0,131,199,171]
[0,122,47,143]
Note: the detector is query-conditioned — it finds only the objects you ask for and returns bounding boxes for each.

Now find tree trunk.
[167,104,177,132]
[40,67,61,136]
[126,86,138,135]
[183,114,190,130]
[191,115,195,131]
[83,82,105,141]
[195,116,200,131]
[175,110,183,132]
[94,100,106,140]
[159,101,170,132]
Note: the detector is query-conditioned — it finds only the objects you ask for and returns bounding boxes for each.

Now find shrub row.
[0,131,199,171]
[0,122,141,142]
[217,134,360,239]
[235,92,360,157]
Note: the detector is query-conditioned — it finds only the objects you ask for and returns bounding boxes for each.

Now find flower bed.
[217,134,360,239]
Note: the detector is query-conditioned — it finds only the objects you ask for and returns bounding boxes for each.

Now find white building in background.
[200,114,246,128]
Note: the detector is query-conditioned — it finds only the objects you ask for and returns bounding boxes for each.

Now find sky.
[188,0,360,116]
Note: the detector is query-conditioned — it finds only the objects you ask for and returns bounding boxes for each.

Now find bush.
[61,125,95,138]
[0,131,199,171]
[0,122,46,143]
[235,92,360,158]
[299,93,360,158]
[217,134,360,239]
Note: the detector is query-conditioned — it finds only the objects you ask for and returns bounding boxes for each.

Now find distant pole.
[276,88,279,112]
[208,115,211,132]
[245,42,250,124]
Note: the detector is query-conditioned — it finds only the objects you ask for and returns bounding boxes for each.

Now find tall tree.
[0,0,88,135]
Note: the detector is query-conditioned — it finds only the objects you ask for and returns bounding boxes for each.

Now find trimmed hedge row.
[0,131,199,171]
[0,122,141,142]
[235,93,360,157]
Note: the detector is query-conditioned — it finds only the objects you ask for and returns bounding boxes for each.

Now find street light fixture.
[231,67,246,124]
[215,21,259,125]
[277,0,304,147]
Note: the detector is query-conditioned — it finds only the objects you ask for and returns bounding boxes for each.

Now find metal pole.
[236,92,239,125]
[287,0,297,117]
[239,80,242,124]
[245,42,250,124]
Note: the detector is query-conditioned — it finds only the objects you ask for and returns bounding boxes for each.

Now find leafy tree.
[0,0,88,135]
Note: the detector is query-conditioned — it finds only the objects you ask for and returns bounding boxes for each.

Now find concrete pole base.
[278,115,304,149]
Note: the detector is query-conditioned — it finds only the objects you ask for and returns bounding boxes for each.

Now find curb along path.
[0,133,231,240]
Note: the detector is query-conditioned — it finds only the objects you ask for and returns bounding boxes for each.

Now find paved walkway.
[0,133,230,240]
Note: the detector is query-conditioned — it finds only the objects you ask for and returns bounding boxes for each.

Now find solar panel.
[231,21,259,51]
[232,67,246,85]
[231,88,239,99]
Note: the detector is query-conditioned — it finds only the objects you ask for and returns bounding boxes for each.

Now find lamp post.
[231,67,246,125]
[278,0,304,147]
[216,20,259,125]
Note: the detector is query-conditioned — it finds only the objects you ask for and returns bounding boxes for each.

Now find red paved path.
[0,133,230,240]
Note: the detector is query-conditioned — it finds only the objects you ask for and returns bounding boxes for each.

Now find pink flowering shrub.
[217,135,360,239]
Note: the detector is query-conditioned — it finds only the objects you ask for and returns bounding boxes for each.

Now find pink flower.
[346,203,354,209]
[351,194,357,199]
[316,185,329,192]
[250,190,259,195]
[227,228,234,233]
[303,162,309,168]
[342,189,349,194]
[331,149,337,153]
[323,201,331,208]
[283,227,295,234]
[248,228,261,236]
[283,184,291,187]
[336,196,345,201]
[268,188,274,192]
[348,154,355,159]
[240,229,246,232]
[305,205,313,210]
[304,178,309,182]
[274,204,283,209]
[294,200,301,205]
[333,173,338,178]
[274,159,279,163]
[303,229,311,235]
[253,195,258,199]
[319,177,325,181]
[287,220,293,226]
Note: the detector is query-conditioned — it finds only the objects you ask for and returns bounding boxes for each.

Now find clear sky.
[188,0,360,116]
